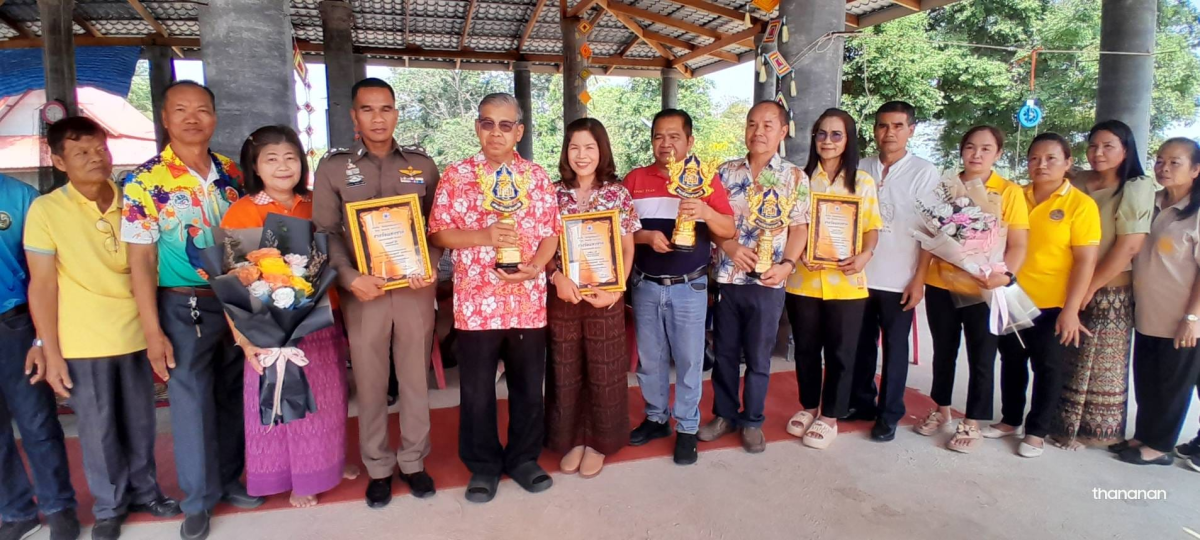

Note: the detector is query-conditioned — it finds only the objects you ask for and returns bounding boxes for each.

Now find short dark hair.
[239,125,310,197]
[47,115,106,156]
[1159,137,1200,220]
[1089,119,1146,194]
[559,118,619,189]
[804,108,861,193]
[749,100,789,127]
[1027,132,1072,159]
[163,80,216,108]
[352,78,395,102]
[959,125,1006,155]
[875,100,916,125]
[652,109,693,138]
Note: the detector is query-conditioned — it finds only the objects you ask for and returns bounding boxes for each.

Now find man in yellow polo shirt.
[25,117,181,540]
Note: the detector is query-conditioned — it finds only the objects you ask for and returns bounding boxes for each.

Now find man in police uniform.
[312,78,440,508]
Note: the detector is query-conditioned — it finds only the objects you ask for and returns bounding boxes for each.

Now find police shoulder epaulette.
[320,147,352,161]
[400,144,430,158]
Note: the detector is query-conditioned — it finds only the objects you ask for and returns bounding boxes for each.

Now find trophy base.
[671,243,695,253]
[495,262,522,274]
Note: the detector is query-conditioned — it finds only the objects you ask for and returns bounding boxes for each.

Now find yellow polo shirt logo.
[1050,209,1065,221]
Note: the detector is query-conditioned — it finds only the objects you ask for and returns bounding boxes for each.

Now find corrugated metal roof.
[0,0,949,76]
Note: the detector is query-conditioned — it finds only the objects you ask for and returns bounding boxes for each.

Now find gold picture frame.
[559,208,626,293]
[345,194,434,291]
[805,192,863,268]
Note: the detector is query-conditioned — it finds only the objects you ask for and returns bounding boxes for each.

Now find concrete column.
[661,68,680,110]
[1096,0,1156,158]
[561,17,587,123]
[353,54,368,82]
[753,35,778,104]
[514,61,534,160]
[778,0,843,160]
[198,0,297,157]
[148,46,175,150]
[38,0,76,190]
[321,0,356,149]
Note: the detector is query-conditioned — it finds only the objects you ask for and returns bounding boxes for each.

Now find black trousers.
[998,308,1064,438]
[849,289,914,426]
[926,286,999,421]
[712,284,786,428]
[786,294,866,419]
[1131,333,1200,453]
[457,328,547,477]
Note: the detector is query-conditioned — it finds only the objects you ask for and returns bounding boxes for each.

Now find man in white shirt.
[848,101,939,442]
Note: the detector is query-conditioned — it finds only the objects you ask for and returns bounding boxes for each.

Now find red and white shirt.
[429,152,562,331]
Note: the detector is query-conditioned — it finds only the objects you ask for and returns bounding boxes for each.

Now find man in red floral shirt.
[429,93,561,504]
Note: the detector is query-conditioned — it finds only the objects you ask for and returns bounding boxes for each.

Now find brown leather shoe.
[741,426,766,453]
[698,417,737,442]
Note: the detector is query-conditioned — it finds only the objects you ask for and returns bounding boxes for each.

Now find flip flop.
[786,410,816,438]
[464,474,500,504]
[509,461,554,494]
[802,420,838,450]
[947,423,982,454]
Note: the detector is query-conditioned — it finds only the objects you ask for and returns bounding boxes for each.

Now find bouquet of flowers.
[912,175,1039,335]
[187,213,338,426]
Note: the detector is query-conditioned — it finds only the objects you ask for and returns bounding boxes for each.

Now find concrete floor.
[29,305,1200,539]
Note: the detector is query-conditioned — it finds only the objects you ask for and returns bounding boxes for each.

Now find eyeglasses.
[477,118,517,133]
[815,131,845,143]
[95,218,119,254]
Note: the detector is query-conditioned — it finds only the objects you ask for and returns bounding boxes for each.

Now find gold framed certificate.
[345,194,433,291]
[806,192,862,268]
[559,209,625,293]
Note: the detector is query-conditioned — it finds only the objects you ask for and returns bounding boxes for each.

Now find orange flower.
[262,273,292,289]
[246,248,283,264]
[228,265,262,286]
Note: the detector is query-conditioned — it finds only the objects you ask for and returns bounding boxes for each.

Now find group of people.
[2,74,1199,540]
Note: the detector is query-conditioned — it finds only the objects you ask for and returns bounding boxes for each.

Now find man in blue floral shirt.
[700,101,810,453]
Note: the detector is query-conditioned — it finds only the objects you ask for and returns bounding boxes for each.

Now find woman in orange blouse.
[221,125,356,507]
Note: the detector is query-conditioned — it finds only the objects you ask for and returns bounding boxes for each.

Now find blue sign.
[1018,99,1043,128]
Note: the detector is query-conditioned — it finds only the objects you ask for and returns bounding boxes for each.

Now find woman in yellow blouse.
[1053,120,1155,450]
[784,108,882,450]
[991,133,1101,458]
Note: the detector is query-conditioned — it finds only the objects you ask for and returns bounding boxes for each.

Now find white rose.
[290,264,307,278]
[962,206,983,219]
[940,223,958,236]
[283,254,308,267]
[248,280,272,300]
[934,203,954,218]
[955,197,972,207]
[271,287,296,309]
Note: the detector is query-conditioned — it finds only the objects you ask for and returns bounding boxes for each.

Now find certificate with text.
[346,194,434,290]
[806,192,862,268]
[560,209,625,293]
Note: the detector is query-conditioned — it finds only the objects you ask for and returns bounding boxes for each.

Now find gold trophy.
[746,170,799,280]
[665,152,718,252]
[478,163,531,273]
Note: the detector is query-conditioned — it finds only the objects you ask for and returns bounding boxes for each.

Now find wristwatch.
[1187,314,1198,323]
[1004,271,1016,287]
[32,338,43,348]
[781,258,797,272]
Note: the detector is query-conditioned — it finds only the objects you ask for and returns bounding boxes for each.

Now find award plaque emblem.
[478,163,531,273]
[665,152,718,252]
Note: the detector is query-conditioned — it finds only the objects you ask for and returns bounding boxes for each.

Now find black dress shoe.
[630,418,672,446]
[673,433,698,465]
[221,484,264,509]
[398,471,436,498]
[870,422,897,442]
[46,508,80,540]
[843,408,878,422]
[130,496,182,518]
[1117,447,1175,466]
[366,477,394,508]
[180,512,210,540]
[91,516,124,540]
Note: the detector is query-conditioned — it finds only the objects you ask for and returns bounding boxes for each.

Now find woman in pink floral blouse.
[546,118,640,478]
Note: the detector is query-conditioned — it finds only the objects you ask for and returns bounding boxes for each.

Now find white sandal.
[914,410,951,436]
[786,410,816,438]
[802,420,838,450]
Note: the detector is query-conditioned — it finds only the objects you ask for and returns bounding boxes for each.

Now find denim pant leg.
[664,277,710,434]
[738,285,786,428]
[0,310,75,522]
[633,279,671,424]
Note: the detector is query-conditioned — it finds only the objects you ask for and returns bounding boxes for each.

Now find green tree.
[126,60,153,120]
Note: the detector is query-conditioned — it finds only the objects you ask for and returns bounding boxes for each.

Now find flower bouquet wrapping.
[186,213,338,426]
[912,175,1039,335]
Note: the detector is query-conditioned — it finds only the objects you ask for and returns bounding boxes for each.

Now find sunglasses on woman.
[815,131,845,143]
[477,118,517,133]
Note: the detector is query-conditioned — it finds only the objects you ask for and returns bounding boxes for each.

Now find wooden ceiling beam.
[604,0,722,40]
[586,6,606,29]
[458,0,478,50]
[603,6,691,76]
[125,0,183,57]
[0,12,32,39]
[73,15,103,37]
[709,50,737,62]
[890,0,921,10]
[566,0,600,18]
[0,35,199,50]
[517,0,548,51]
[846,14,859,28]
[666,0,752,23]
[670,23,760,67]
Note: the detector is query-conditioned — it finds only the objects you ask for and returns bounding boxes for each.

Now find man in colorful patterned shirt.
[429,93,561,504]
[624,109,735,465]
[120,81,258,540]
[701,101,809,453]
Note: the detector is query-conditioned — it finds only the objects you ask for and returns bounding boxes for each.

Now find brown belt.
[161,286,217,297]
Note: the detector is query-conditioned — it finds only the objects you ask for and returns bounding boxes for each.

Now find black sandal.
[509,461,553,494]
[465,474,500,504]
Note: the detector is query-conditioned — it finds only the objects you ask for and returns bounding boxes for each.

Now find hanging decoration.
[765,50,791,77]
[775,91,794,141]
[580,68,593,81]
[577,19,593,35]
[578,29,591,114]
[781,16,789,43]
[1015,47,1044,129]
[291,36,317,160]
[756,55,766,83]
[762,20,781,44]
[752,0,780,13]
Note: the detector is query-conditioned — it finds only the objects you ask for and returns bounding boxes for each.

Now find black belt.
[0,303,28,322]
[634,267,707,287]
[160,286,216,298]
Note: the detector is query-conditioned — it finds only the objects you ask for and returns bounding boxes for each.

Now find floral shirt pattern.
[120,145,242,288]
[715,155,810,287]
[784,165,883,300]
[428,152,562,331]
[555,181,643,235]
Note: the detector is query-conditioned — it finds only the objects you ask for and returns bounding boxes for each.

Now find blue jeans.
[632,274,708,434]
[0,308,76,522]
